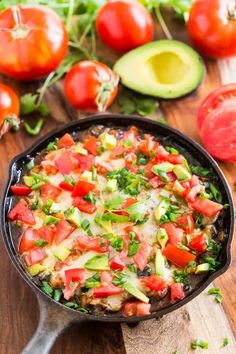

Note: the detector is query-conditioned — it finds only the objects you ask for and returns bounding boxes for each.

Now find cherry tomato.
[25,248,47,267]
[133,238,151,271]
[123,301,151,316]
[161,222,184,246]
[0,5,68,80]
[176,213,195,234]
[11,184,32,196]
[59,181,74,192]
[96,0,154,53]
[74,154,95,172]
[40,183,61,203]
[163,244,196,268]
[83,136,99,156]
[19,228,39,254]
[55,152,76,175]
[0,83,20,138]
[188,0,236,59]
[64,60,118,112]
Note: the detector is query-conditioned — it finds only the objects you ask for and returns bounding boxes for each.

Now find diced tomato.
[37,225,55,245]
[19,228,39,254]
[73,197,97,214]
[145,161,155,179]
[63,268,85,300]
[170,283,185,303]
[96,160,114,173]
[41,183,61,203]
[154,146,169,162]
[55,152,76,175]
[54,219,74,245]
[74,153,94,172]
[190,198,223,217]
[142,275,167,292]
[11,184,32,196]
[139,135,158,157]
[123,301,151,317]
[25,248,47,267]
[93,271,124,298]
[125,152,137,168]
[165,154,185,164]
[42,163,58,175]
[190,175,200,187]
[76,234,108,253]
[163,244,196,268]
[176,213,195,234]
[185,184,203,202]
[72,180,96,197]
[189,233,207,254]
[110,145,125,158]
[123,198,137,209]
[149,176,164,188]
[58,133,74,148]
[170,180,185,195]
[83,136,99,156]
[133,236,151,272]
[59,180,74,191]
[161,222,184,245]
[110,254,126,270]
[167,172,176,182]
[8,200,35,225]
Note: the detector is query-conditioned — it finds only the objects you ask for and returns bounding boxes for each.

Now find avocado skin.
[114,40,205,99]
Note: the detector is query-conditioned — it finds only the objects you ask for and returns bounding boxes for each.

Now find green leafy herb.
[20,93,49,117]
[85,273,101,288]
[111,237,124,251]
[128,234,140,257]
[24,118,44,136]
[46,139,58,151]
[53,288,62,302]
[206,240,222,254]
[101,212,129,223]
[126,202,148,224]
[222,337,229,348]
[118,89,157,116]
[104,194,125,210]
[107,168,148,195]
[34,239,48,248]
[191,339,208,350]
[112,272,128,286]
[190,165,212,177]
[84,191,96,204]
[195,214,204,228]
[208,287,223,303]
[188,261,197,268]
[203,256,220,271]
[123,138,132,148]
[128,264,136,273]
[137,152,149,165]
[209,183,223,203]
[166,146,179,155]
[41,281,53,297]
[81,219,92,236]
[160,204,180,224]
[173,270,189,284]
[64,175,75,186]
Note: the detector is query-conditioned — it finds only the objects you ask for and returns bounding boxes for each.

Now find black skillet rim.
[1,114,234,323]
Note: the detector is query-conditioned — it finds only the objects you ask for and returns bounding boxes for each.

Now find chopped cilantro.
[104,194,125,210]
[34,239,48,248]
[111,237,124,251]
[81,219,92,236]
[84,191,96,204]
[166,146,179,155]
[190,165,212,177]
[46,139,58,151]
[222,337,229,347]
[112,272,128,286]
[191,339,208,350]
[85,273,101,288]
[126,202,148,223]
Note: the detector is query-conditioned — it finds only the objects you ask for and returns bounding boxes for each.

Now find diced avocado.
[53,246,70,261]
[154,199,170,222]
[80,171,92,182]
[173,164,191,181]
[50,203,61,213]
[124,283,149,303]
[156,228,168,249]
[66,206,81,227]
[195,263,210,274]
[84,255,110,271]
[152,162,174,174]
[106,179,117,193]
[27,264,46,276]
[155,249,166,276]
[99,132,117,150]
[44,215,60,225]
[76,143,88,156]
[95,214,113,233]
[114,40,205,99]
[23,176,35,187]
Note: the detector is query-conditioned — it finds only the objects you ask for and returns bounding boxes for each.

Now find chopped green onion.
[208,287,223,303]
[83,191,96,204]
[24,118,44,136]
[34,239,48,247]
[53,288,62,302]
[31,181,45,190]
[26,159,35,170]
[64,175,75,186]
[222,337,229,347]
[41,281,53,297]
[209,183,223,203]
[191,339,208,350]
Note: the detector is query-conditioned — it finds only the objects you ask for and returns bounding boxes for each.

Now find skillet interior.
[1,114,234,323]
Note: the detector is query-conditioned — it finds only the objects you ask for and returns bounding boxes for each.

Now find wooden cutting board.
[0,13,235,354]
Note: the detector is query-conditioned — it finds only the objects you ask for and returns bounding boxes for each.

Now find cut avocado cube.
[44,215,60,225]
[156,228,169,249]
[106,179,117,193]
[99,132,117,150]
[124,283,149,303]
[27,264,46,276]
[53,246,70,261]
[152,162,174,174]
[154,199,170,222]
[155,249,166,276]
[23,176,35,187]
[75,143,88,155]
[173,164,191,181]
[80,171,92,182]
[84,255,110,271]
[114,40,205,99]
[50,202,61,214]
[195,263,210,274]
[66,206,81,227]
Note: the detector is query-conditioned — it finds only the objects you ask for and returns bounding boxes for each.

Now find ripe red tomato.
[188,0,236,59]
[72,181,96,197]
[75,234,108,253]
[163,244,196,268]
[11,184,32,196]
[64,61,118,112]
[0,83,20,138]
[96,0,154,53]
[123,301,151,316]
[0,5,68,80]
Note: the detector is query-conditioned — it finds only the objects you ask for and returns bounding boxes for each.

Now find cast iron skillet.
[1,114,234,354]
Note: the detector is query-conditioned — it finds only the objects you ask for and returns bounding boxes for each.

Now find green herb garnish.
[191,339,208,350]
[41,281,53,297]
[84,191,96,204]
[34,239,48,248]
[208,287,223,303]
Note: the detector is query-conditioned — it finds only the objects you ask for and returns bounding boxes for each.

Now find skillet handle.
[21,293,85,354]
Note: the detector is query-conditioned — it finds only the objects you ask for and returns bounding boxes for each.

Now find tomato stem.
[66,0,75,31]
[0,115,20,139]
[155,5,173,40]
[96,76,119,112]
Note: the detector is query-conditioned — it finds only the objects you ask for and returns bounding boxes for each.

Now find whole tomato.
[0,5,68,80]
[188,0,236,59]
[0,83,20,138]
[64,61,119,112]
[96,0,154,53]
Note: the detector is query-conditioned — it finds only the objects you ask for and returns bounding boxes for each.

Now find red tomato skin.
[149,176,164,189]
[58,133,74,148]
[54,152,75,175]
[161,222,184,246]
[176,213,195,234]
[63,268,85,300]
[0,83,19,132]
[170,283,185,303]
[110,254,126,270]
[40,183,61,203]
[72,181,96,197]
[142,275,167,292]
[83,136,99,156]
[64,60,118,111]
[133,237,151,271]
[165,154,184,165]
[163,244,196,268]
[11,184,32,196]
[19,228,39,254]
[123,302,151,317]
[93,271,124,298]
[188,0,236,59]
[8,200,35,225]
[96,0,154,53]
[73,197,97,214]
[59,181,74,192]
[0,5,68,80]
[189,234,207,254]
[190,198,223,217]
[75,234,108,253]
[54,219,74,245]
[74,154,94,172]
[25,247,47,267]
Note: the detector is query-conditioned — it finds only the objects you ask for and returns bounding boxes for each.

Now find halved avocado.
[114,40,205,99]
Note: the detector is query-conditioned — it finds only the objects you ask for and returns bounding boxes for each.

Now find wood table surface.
[0,13,235,354]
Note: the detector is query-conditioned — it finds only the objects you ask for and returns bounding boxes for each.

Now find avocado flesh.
[114,40,205,99]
